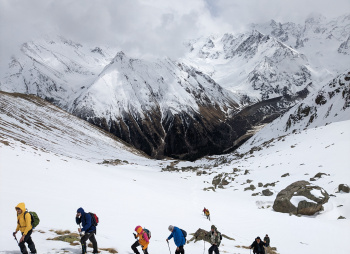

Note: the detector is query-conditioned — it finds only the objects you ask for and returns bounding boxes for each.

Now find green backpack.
[24,211,40,229]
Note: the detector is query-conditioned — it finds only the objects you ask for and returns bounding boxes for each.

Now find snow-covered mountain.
[184,30,312,101]
[250,13,350,82]
[0,36,116,110]
[0,14,349,159]
[243,70,350,151]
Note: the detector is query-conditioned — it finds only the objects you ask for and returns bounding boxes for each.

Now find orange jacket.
[135,226,149,249]
[15,203,32,235]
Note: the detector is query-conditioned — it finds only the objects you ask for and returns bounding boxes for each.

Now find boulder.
[262,189,274,196]
[273,180,329,215]
[212,173,234,189]
[244,184,256,191]
[338,184,350,193]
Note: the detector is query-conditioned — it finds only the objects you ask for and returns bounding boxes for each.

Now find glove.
[133,233,137,239]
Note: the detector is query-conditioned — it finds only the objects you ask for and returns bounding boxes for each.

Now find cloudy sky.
[0,0,349,69]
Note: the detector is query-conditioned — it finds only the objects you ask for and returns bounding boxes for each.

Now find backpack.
[180,229,187,238]
[217,232,222,246]
[180,228,187,243]
[23,211,40,229]
[143,228,151,239]
[88,212,99,226]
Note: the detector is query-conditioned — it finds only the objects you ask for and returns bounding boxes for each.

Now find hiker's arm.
[23,213,32,235]
[75,216,81,225]
[81,215,91,232]
[168,232,174,240]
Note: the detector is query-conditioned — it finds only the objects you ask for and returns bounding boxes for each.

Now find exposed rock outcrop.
[273,180,329,215]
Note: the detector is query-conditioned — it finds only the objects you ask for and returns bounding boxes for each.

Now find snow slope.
[1,94,349,254]
[0,91,147,162]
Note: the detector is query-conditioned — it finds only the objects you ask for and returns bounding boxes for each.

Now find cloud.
[0,0,349,73]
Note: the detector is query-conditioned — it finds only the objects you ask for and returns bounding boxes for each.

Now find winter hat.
[77,207,85,214]
[211,225,217,230]
[168,225,174,231]
[256,237,261,240]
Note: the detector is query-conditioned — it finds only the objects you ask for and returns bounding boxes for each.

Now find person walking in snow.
[76,207,98,254]
[13,203,37,254]
[203,207,210,221]
[249,237,266,254]
[208,225,221,254]
[166,225,185,254]
[264,234,270,247]
[132,225,150,254]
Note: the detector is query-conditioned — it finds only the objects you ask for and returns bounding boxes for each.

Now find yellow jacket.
[15,203,32,235]
[135,226,149,250]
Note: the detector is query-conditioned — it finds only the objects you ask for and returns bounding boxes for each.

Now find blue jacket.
[168,226,185,247]
[76,207,96,233]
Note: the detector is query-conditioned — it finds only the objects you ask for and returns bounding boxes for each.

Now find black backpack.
[181,229,187,243]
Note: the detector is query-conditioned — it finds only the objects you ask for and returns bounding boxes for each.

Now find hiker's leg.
[19,239,28,254]
[208,245,214,254]
[213,245,219,254]
[180,245,185,254]
[80,233,90,254]
[131,240,140,254]
[142,248,149,254]
[89,232,98,253]
[24,230,36,253]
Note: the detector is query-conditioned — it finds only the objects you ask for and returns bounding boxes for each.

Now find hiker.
[76,207,98,254]
[249,237,266,254]
[203,207,210,220]
[264,234,270,247]
[208,225,221,254]
[13,203,37,254]
[132,225,149,254]
[166,225,185,254]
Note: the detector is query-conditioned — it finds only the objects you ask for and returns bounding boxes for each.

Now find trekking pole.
[167,241,171,254]
[14,234,18,244]
[203,240,205,254]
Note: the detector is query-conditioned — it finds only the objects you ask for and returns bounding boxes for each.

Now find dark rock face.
[75,92,304,160]
[273,180,329,215]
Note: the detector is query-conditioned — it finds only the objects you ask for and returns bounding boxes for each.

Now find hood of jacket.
[135,225,143,234]
[77,207,85,215]
[211,225,217,231]
[15,202,26,213]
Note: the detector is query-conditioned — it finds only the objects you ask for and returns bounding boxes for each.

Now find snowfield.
[1,104,349,254]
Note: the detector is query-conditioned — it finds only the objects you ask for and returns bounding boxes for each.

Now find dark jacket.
[250,240,266,254]
[167,226,185,247]
[76,207,96,233]
[264,236,270,246]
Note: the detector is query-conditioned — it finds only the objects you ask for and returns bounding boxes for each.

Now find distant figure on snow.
[264,234,270,247]
[76,207,98,254]
[166,225,186,254]
[249,236,266,254]
[13,203,37,254]
[132,226,150,254]
[208,225,222,254]
[203,207,210,220]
